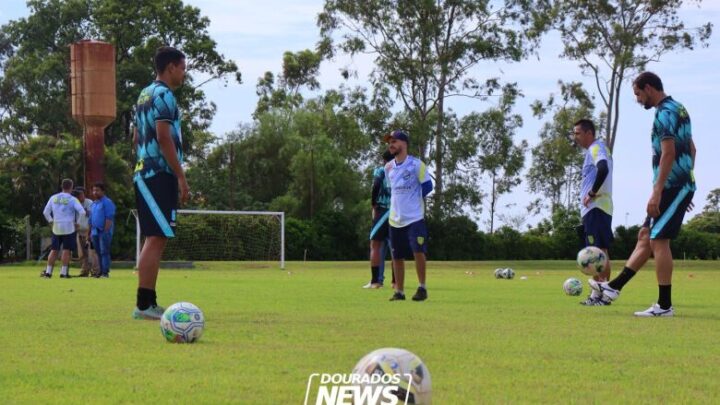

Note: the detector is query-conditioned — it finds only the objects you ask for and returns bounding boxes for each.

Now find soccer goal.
[132,209,285,269]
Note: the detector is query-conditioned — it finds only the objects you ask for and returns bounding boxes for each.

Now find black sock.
[608,267,637,291]
[658,285,672,310]
[391,266,396,284]
[137,288,157,310]
[371,266,379,283]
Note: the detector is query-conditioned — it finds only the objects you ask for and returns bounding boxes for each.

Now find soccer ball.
[494,268,504,279]
[563,278,583,296]
[502,268,515,279]
[352,348,432,404]
[576,246,607,276]
[160,302,205,343]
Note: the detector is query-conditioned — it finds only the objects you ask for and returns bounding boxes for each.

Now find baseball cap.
[383,130,409,144]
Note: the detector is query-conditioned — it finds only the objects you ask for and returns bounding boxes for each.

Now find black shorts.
[582,208,613,249]
[134,173,178,238]
[644,187,694,240]
[369,208,390,241]
[51,232,77,251]
[389,219,428,260]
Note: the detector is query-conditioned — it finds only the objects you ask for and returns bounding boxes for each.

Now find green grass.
[1,260,720,404]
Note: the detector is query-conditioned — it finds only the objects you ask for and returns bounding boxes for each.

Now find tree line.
[0,0,717,262]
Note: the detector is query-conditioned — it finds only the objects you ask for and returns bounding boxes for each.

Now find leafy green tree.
[702,188,720,213]
[0,0,241,159]
[455,84,527,232]
[551,0,712,150]
[527,81,594,213]
[318,0,544,217]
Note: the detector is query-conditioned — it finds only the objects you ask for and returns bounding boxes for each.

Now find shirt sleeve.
[43,198,53,223]
[104,199,116,220]
[417,160,431,185]
[655,108,678,141]
[153,89,177,122]
[589,144,608,166]
[73,198,85,223]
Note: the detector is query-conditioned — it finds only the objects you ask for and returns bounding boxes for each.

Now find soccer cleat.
[580,296,611,306]
[412,287,428,301]
[389,292,406,301]
[362,282,374,289]
[40,271,51,278]
[634,303,674,317]
[60,274,72,279]
[132,305,166,320]
[587,279,620,302]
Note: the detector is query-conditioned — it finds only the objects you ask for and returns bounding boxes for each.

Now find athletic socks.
[419,283,426,289]
[658,285,672,310]
[608,267,637,291]
[137,288,157,310]
[60,265,69,276]
[45,265,53,275]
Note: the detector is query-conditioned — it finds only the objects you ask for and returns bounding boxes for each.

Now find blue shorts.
[644,188,694,240]
[582,208,613,249]
[51,232,77,251]
[389,219,428,259]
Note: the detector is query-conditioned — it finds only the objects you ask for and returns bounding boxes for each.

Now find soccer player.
[73,186,99,277]
[590,72,696,317]
[89,182,116,278]
[41,178,85,278]
[132,46,189,320]
[365,150,394,289]
[384,130,433,301]
[573,119,613,306]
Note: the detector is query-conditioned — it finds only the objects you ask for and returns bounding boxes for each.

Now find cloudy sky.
[2,1,718,231]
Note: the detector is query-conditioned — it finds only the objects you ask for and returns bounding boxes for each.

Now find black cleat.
[412,287,428,301]
[40,271,52,278]
[389,292,406,301]
[59,274,72,279]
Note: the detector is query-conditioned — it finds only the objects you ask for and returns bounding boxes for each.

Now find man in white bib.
[41,178,85,278]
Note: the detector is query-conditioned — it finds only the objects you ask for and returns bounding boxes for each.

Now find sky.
[1,1,719,231]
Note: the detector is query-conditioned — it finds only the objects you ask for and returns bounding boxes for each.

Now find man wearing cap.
[73,187,99,277]
[384,130,433,301]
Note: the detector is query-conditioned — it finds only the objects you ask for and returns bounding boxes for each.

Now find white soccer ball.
[502,268,515,279]
[576,246,607,276]
[160,302,205,343]
[352,348,432,404]
[494,268,504,279]
[563,278,583,296]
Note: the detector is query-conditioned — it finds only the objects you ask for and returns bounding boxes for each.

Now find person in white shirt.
[41,179,85,278]
[72,187,99,277]
[384,130,433,301]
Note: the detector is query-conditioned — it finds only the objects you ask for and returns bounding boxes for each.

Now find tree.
[527,81,594,213]
[0,0,241,159]
[552,0,712,151]
[456,84,527,232]
[318,0,543,217]
[702,188,720,213]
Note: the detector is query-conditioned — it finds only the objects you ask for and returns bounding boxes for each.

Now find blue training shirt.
[651,96,695,191]
[134,80,183,180]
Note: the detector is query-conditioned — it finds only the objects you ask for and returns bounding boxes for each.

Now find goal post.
[133,209,285,269]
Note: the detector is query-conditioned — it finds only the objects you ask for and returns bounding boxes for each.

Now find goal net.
[133,210,285,269]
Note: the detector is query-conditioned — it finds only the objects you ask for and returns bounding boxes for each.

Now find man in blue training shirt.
[590,72,696,317]
[365,150,394,289]
[132,46,189,320]
[89,182,116,278]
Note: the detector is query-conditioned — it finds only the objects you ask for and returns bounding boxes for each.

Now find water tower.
[70,40,116,188]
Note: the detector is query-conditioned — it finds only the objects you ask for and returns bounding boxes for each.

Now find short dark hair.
[633,72,663,92]
[61,178,73,191]
[154,46,185,74]
[573,119,595,136]
[93,181,106,191]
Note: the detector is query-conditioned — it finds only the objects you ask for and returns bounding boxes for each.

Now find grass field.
[1,260,719,404]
